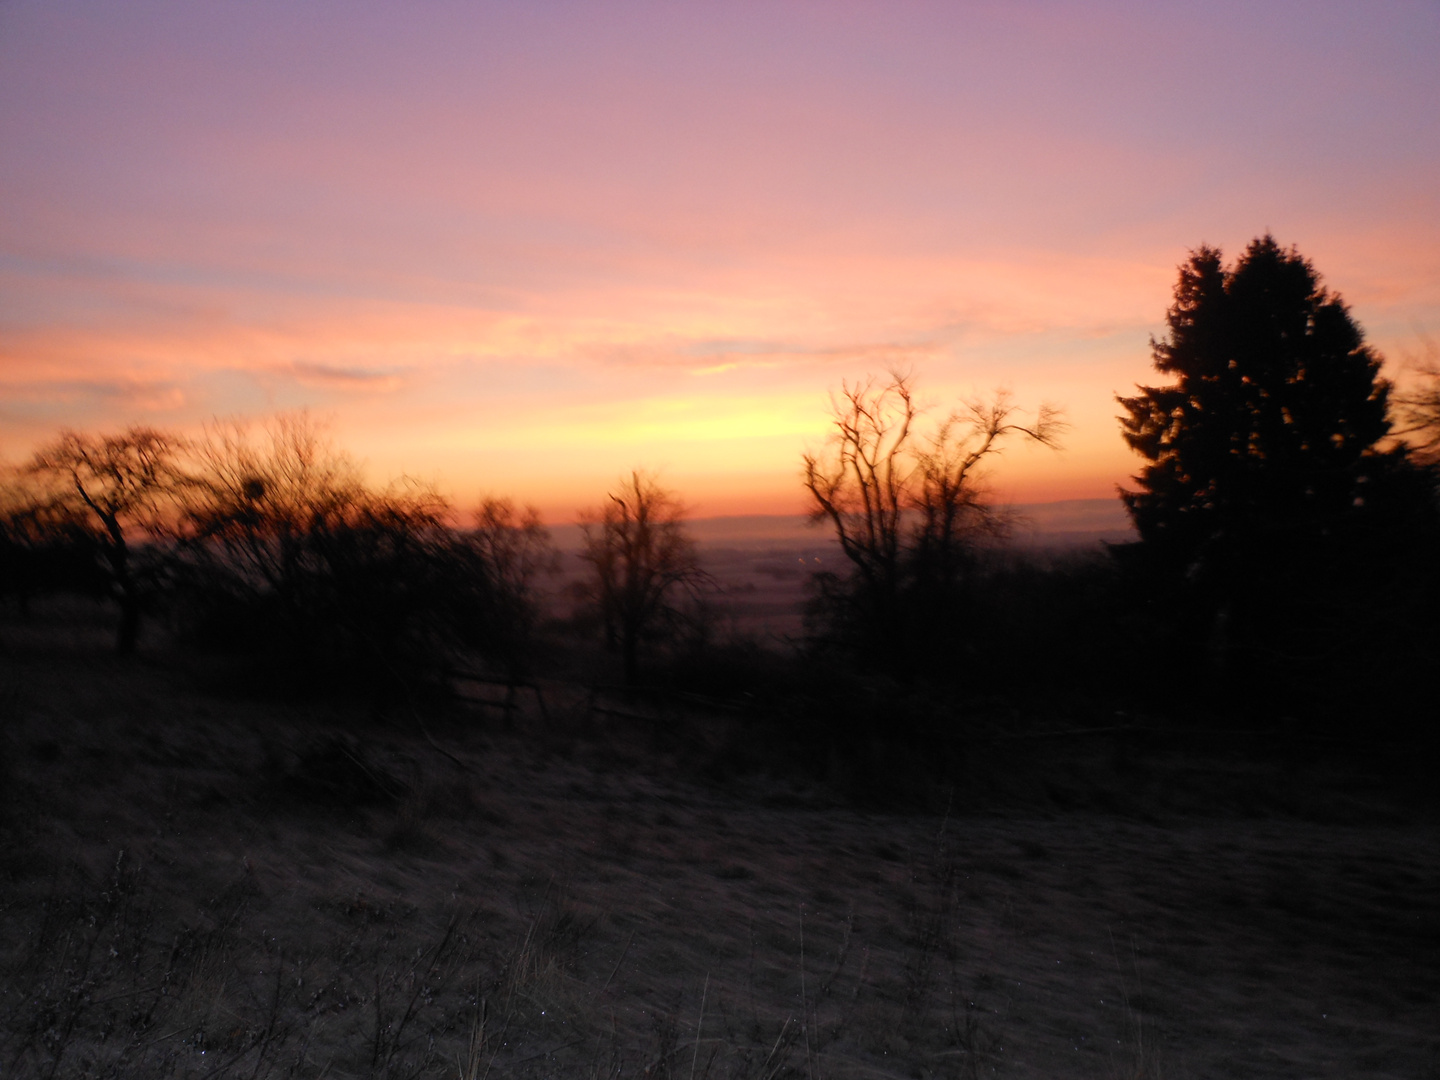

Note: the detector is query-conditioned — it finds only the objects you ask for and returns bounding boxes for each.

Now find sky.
[2,1,1438,520]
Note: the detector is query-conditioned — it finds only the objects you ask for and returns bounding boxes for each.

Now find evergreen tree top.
[1118,235,1390,561]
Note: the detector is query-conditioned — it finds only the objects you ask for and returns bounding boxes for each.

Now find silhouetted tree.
[579,472,705,685]
[173,415,555,694]
[180,415,369,619]
[0,466,107,614]
[1394,339,1440,466]
[1117,236,1437,704]
[179,415,466,689]
[26,428,187,653]
[453,497,558,674]
[1119,236,1390,571]
[803,371,1063,672]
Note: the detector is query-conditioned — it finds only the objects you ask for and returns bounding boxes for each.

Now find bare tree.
[459,497,559,671]
[802,371,1063,668]
[0,465,96,615]
[27,428,187,653]
[802,373,916,618]
[1394,338,1440,466]
[179,414,467,684]
[910,389,1065,593]
[471,497,558,604]
[579,472,705,685]
[181,414,371,606]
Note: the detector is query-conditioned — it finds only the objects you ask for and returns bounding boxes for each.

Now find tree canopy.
[1393,339,1440,466]
[1118,235,1391,573]
[1115,236,1440,706]
[579,471,705,685]
[803,371,1063,673]
[27,427,188,652]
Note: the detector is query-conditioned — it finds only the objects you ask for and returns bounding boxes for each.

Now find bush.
[174,417,551,697]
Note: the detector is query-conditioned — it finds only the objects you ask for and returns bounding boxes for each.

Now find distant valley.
[547,498,1134,551]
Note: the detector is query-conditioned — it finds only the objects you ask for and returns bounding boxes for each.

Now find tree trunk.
[108,534,138,656]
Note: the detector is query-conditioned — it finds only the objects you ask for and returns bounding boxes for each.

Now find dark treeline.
[3,235,1438,763]
[1,416,555,698]
[790,238,1440,750]
[1113,237,1440,733]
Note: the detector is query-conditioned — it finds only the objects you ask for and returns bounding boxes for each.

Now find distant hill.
[1003,499,1136,549]
[548,499,1133,551]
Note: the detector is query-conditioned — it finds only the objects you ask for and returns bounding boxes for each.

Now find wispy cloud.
[286,362,404,392]
[576,330,951,375]
[0,376,186,412]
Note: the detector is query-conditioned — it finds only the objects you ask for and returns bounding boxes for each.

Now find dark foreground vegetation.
[2,610,1438,1080]
[2,236,1438,1076]
[3,240,1428,745]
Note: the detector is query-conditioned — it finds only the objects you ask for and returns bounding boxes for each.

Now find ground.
[1,605,1437,1079]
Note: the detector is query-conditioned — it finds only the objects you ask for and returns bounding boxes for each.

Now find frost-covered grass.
[1,618,1435,1078]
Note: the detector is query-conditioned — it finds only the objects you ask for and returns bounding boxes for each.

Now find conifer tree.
[1119,235,1391,581]
[1116,236,1427,695]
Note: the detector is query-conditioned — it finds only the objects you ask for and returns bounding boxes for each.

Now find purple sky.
[3,1,1437,516]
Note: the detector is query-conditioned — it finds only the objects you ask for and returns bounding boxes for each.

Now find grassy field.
[1,605,1436,1079]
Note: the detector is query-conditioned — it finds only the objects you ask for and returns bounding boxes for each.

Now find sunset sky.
[3,1,1438,519]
